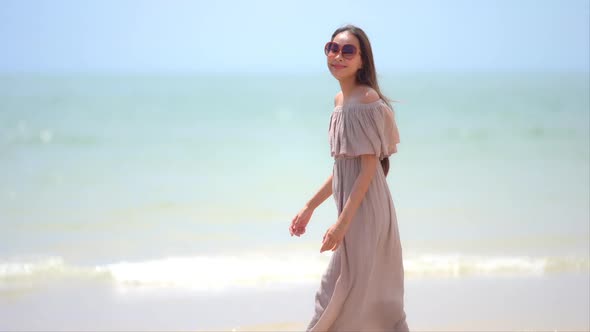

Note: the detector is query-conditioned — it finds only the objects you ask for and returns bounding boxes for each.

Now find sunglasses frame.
[324,42,358,60]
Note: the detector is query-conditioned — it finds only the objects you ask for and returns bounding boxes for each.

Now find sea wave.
[1,253,588,293]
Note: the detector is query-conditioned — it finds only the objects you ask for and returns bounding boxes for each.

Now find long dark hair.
[331,25,391,177]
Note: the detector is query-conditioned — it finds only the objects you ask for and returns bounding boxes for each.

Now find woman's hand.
[320,223,347,253]
[289,205,314,237]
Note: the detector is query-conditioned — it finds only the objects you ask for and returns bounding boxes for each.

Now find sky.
[0,0,588,74]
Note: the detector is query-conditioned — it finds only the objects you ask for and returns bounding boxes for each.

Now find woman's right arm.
[306,174,333,210]
[289,174,333,237]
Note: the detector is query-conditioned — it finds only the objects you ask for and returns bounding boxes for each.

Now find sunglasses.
[324,42,358,60]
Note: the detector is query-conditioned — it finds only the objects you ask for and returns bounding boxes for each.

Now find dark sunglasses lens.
[325,42,339,55]
[342,45,356,58]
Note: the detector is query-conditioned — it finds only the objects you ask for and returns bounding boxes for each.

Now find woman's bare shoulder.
[334,91,344,107]
[358,87,380,104]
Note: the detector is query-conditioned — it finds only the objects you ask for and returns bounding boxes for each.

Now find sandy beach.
[1,272,588,331]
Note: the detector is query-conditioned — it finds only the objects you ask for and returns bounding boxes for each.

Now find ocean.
[1,71,589,330]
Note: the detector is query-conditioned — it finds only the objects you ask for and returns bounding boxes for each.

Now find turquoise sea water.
[0,72,588,292]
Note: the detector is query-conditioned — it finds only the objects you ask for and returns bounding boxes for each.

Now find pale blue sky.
[0,0,588,73]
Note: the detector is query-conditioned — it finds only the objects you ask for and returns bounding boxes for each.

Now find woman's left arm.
[320,154,378,252]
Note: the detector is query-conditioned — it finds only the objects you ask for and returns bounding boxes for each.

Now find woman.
[289,25,409,331]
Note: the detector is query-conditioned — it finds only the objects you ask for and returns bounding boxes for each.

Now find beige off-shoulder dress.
[307,99,409,332]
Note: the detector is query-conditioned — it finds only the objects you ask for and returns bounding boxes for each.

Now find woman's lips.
[331,64,347,70]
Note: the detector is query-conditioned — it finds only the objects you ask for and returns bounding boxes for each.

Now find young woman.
[289,25,409,331]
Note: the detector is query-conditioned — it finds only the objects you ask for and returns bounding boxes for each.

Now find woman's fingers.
[331,240,340,251]
[291,211,312,237]
[290,215,299,236]
[322,234,341,252]
[320,233,332,252]
[291,215,306,237]
[293,216,302,229]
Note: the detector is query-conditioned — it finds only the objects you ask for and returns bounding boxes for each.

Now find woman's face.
[326,31,363,81]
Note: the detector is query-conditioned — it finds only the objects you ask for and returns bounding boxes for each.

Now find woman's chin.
[329,70,354,81]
